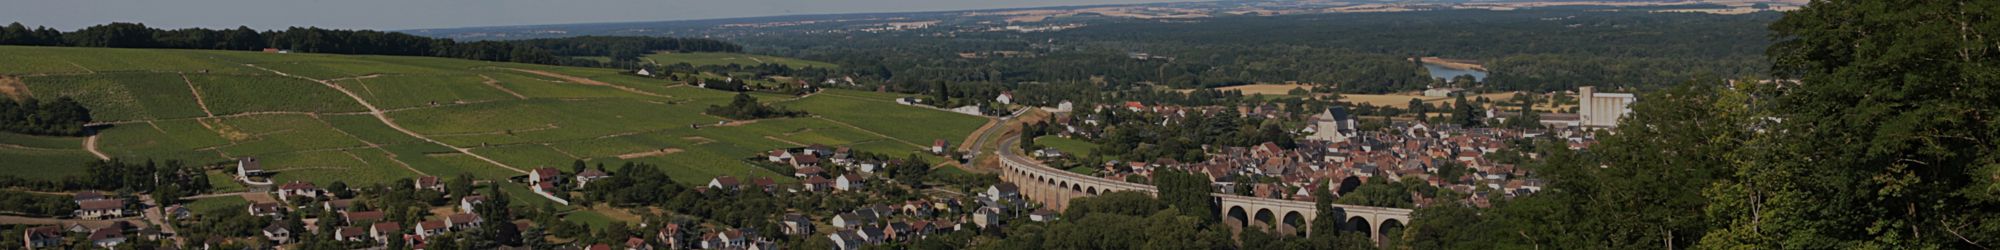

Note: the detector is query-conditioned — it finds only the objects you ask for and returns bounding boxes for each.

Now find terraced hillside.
[0,46,987,188]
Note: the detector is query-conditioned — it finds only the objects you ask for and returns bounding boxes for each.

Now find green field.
[21,73,209,121]
[185,195,249,214]
[1035,136,1098,156]
[0,46,980,193]
[644,52,838,69]
[0,133,95,179]
[780,89,989,148]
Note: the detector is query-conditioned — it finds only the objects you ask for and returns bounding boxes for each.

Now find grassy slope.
[0,46,981,190]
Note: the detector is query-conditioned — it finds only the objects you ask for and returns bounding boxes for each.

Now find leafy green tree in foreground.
[1701,0,2000,248]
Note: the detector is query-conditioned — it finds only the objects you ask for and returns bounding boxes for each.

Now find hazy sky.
[6,0,1184,31]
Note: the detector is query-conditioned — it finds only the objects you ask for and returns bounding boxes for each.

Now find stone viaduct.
[997,136,1413,243]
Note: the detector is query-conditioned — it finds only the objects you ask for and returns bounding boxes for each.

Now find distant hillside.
[0,46,985,190]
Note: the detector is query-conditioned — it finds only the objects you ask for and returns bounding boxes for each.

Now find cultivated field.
[645,52,839,69]
[0,46,985,188]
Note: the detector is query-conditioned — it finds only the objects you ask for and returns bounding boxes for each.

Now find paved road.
[965,108,1028,161]
[137,195,183,245]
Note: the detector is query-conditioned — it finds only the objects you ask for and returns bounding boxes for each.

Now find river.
[1423,62,1488,82]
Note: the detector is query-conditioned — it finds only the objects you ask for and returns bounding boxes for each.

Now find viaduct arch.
[996,136,1413,243]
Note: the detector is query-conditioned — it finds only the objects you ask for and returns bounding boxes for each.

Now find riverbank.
[1418,57,1487,71]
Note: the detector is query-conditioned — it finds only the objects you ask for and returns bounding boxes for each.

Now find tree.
[706,93,805,119]
[1701,1,2000,248]
[0,97,94,136]
[1452,94,1482,127]
[1153,169,1216,224]
[327,181,352,199]
[448,174,473,199]
[523,226,551,249]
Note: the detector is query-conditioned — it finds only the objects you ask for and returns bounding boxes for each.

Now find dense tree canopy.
[1701,0,2000,248]
[1401,1,2000,249]
[0,97,92,136]
[0,22,740,69]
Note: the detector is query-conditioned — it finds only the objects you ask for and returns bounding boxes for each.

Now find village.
[1016,86,1637,210]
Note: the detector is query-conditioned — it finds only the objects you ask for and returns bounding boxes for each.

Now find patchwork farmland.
[0,46,986,188]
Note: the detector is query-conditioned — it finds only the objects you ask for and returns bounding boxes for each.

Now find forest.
[739,9,1775,93]
[507,36,742,62]
[0,22,739,68]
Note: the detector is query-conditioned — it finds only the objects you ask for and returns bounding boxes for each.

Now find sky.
[4,0,1185,31]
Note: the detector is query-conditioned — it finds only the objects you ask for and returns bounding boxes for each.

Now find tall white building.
[1578,86,1636,128]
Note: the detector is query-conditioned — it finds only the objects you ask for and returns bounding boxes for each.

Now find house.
[722,229,753,248]
[448,213,482,230]
[415,176,445,192]
[576,169,611,188]
[75,199,126,219]
[781,213,814,235]
[276,181,321,202]
[856,226,886,244]
[766,150,794,163]
[248,202,284,217]
[534,182,559,196]
[707,176,740,191]
[1423,87,1461,97]
[1029,210,1060,222]
[1032,148,1064,158]
[790,154,821,168]
[237,157,265,179]
[343,210,385,225]
[835,174,864,191]
[322,199,356,212]
[1124,101,1147,112]
[460,195,487,213]
[794,166,825,178]
[995,91,1014,105]
[24,225,61,249]
[829,230,863,250]
[370,222,402,243]
[800,176,832,192]
[883,222,914,242]
[531,167,562,185]
[985,183,1021,200]
[636,68,654,76]
[973,207,1004,229]
[337,227,368,242]
[262,223,293,244]
[626,237,652,250]
[655,224,684,249]
[749,177,778,193]
[163,205,192,221]
[88,227,124,248]
[855,162,883,173]
[73,191,104,202]
[831,213,866,229]
[931,139,949,154]
[416,220,449,237]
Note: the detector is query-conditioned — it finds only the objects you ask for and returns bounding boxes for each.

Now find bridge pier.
[996,136,1411,245]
